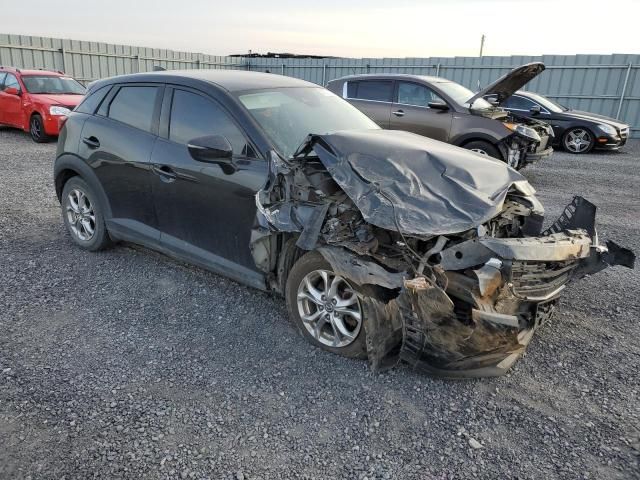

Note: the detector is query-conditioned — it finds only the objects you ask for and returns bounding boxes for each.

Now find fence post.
[282,63,285,75]
[322,63,326,86]
[616,63,632,119]
[59,44,67,74]
[436,63,440,77]
[136,54,142,73]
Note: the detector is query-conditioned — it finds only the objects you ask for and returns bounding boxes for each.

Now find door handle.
[152,164,177,182]
[82,136,100,148]
[392,110,405,117]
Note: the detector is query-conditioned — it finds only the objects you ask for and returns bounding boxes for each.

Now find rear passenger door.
[78,83,163,243]
[389,81,453,142]
[150,87,267,279]
[343,80,393,128]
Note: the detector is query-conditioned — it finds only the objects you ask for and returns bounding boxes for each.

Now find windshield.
[22,76,86,95]
[523,92,567,113]
[435,81,493,110]
[238,87,379,158]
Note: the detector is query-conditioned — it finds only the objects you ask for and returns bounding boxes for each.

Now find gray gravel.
[1,127,639,480]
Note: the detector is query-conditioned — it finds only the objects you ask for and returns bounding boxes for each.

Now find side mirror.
[530,105,542,115]
[187,135,233,163]
[428,101,449,111]
[4,87,20,96]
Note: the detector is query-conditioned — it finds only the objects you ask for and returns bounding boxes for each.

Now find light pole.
[479,34,485,57]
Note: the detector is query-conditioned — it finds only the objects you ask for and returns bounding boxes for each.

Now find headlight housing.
[597,123,617,136]
[49,105,71,116]
[504,123,541,143]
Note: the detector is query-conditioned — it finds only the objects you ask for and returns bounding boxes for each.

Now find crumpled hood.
[305,129,527,236]
[469,62,545,106]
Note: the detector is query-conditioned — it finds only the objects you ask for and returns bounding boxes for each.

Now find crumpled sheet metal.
[309,130,526,236]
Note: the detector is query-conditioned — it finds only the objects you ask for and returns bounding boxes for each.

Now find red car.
[0,67,86,142]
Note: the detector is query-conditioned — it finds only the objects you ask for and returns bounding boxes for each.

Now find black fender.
[53,153,113,220]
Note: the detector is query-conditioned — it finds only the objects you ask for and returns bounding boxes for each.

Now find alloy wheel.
[296,269,362,348]
[30,118,42,140]
[65,189,96,241]
[564,128,592,153]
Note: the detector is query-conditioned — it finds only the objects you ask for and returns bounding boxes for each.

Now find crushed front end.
[251,130,634,378]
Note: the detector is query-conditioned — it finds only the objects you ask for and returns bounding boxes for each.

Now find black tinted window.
[349,80,393,102]
[397,82,445,107]
[169,89,254,157]
[503,95,538,111]
[108,86,159,133]
[76,85,111,114]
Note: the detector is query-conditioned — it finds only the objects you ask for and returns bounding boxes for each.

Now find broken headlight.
[505,123,541,143]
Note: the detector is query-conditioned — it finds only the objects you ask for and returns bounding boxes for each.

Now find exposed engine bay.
[472,107,554,170]
[250,129,634,377]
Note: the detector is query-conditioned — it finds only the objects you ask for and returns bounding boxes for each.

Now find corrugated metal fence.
[2,33,639,137]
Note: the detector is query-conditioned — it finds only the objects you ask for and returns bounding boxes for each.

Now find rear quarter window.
[107,86,159,133]
[347,80,393,102]
[75,85,111,114]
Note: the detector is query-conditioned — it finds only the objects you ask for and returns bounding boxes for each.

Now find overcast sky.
[3,0,640,58]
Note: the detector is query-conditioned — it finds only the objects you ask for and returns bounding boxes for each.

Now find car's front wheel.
[563,127,594,154]
[61,177,112,251]
[286,251,367,359]
[30,114,51,143]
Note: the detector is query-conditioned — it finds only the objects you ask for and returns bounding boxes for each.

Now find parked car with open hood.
[326,63,554,170]
[485,90,630,154]
[54,70,634,378]
[0,66,86,142]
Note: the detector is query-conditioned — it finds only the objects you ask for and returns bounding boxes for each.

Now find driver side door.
[151,87,267,286]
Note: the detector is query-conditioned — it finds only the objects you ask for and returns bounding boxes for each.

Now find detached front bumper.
[319,197,635,378]
[395,198,634,377]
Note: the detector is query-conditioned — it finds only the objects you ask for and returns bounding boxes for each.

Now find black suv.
[54,70,633,378]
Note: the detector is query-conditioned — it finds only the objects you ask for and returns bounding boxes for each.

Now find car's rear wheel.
[563,127,594,154]
[286,251,367,359]
[61,177,111,251]
[30,114,51,143]
[463,140,502,161]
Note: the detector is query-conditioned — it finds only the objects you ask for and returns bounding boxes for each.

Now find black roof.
[93,69,318,92]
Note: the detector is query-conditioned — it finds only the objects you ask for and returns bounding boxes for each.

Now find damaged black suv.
[54,70,634,378]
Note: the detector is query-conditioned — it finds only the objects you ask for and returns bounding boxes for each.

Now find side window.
[397,82,445,107]
[0,73,6,89]
[4,73,19,91]
[348,80,393,102]
[75,85,111,114]
[169,89,255,157]
[107,86,159,133]
[503,95,537,111]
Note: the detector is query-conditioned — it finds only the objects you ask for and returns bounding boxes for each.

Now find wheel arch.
[54,154,113,219]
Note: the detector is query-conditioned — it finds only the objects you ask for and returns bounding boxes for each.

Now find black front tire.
[30,114,51,143]
[562,127,595,154]
[286,251,367,359]
[61,176,112,251]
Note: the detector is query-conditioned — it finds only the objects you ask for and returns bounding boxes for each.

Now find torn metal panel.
[316,247,405,290]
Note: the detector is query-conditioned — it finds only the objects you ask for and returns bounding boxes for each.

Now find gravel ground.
[1,127,639,480]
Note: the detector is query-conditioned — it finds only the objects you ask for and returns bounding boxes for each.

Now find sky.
[2,0,640,58]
